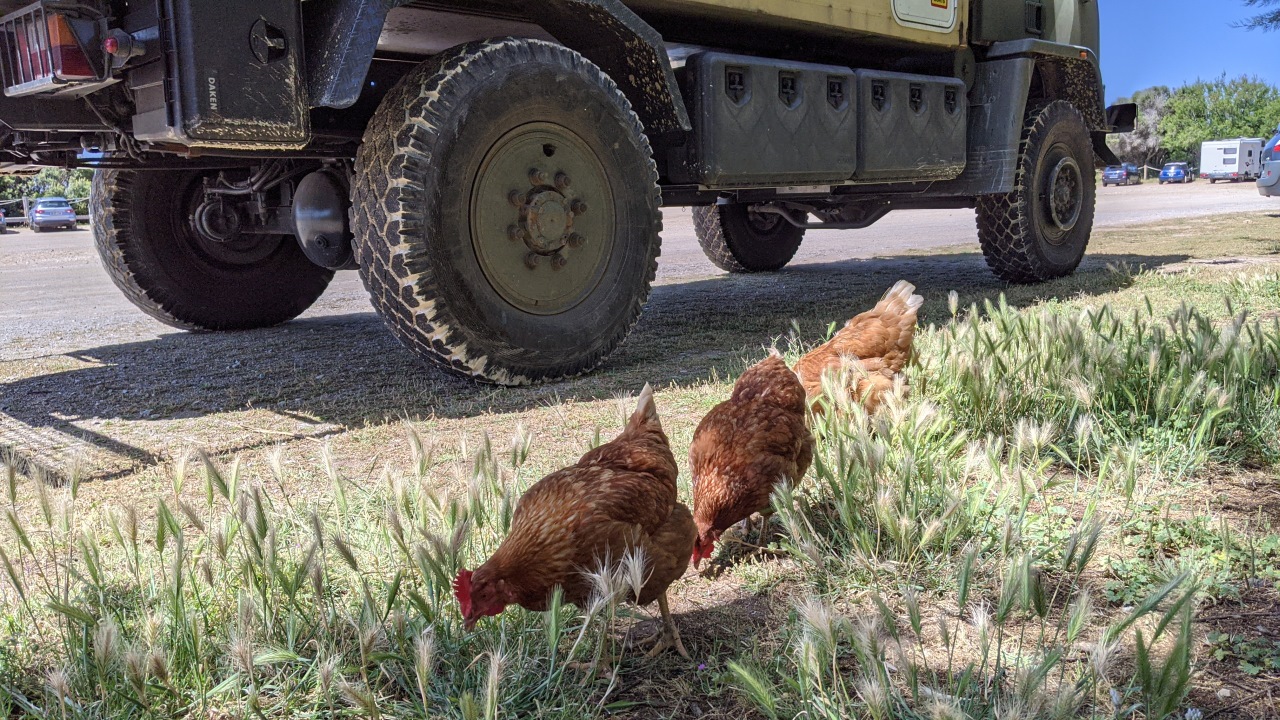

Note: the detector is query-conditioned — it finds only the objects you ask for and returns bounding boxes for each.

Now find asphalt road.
[1,179,1273,361]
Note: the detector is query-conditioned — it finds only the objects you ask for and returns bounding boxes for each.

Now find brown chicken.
[454,384,695,658]
[690,352,814,569]
[793,280,923,414]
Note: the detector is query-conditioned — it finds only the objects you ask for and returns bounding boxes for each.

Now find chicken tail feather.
[879,280,924,315]
[628,383,658,429]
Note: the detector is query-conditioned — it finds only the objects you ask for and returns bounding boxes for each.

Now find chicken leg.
[637,593,690,660]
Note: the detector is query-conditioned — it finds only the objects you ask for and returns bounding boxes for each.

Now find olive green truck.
[0,0,1135,383]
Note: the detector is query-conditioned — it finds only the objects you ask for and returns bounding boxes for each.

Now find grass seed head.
[339,679,379,716]
[796,596,837,651]
[92,618,120,669]
[483,649,505,720]
[148,649,169,686]
[332,533,360,572]
[310,558,325,599]
[3,455,15,504]
[124,648,148,694]
[45,668,70,700]
[317,655,338,696]
[925,693,965,720]
[228,633,255,677]
[620,545,650,600]
[1090,638,1120,681]
[856,676,889,720]
[414,629,436,681]
[584,555,626,615]
[359,622,382,660]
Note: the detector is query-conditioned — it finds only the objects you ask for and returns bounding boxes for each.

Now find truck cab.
[0,0,1134,384]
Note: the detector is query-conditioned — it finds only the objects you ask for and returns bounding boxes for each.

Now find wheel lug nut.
[524,252,541,269]
[529,169,549,186]
[554,172,571,190]
[507,224,524,242]
[551,252,567,270]
[571,199,587,215]
[567,232,585,248]
[508,190,523,207]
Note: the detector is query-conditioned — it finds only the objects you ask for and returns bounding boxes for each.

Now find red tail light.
[0,5,97,97]
[34,208,44,214]
[45,12,91,78]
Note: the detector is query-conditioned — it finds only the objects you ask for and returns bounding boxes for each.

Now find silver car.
[30,197,77,231]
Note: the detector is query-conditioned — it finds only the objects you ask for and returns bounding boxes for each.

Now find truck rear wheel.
[352,38,661,384]
[91,169,333,330]
[693,203,805,273]
[976,101,1096,283]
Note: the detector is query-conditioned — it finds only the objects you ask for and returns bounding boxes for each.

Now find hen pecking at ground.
[454,384,695,659]
[690,351,814,570]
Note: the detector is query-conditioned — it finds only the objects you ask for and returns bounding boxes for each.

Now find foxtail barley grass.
[752,290,1280,718]
[2,288,1277,718]
[0,425,625,718]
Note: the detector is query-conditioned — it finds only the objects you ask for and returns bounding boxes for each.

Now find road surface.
[1,180,1273,361]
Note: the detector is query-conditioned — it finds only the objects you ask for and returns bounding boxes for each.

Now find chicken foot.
[635,593,690,660]
[729,512,780,551]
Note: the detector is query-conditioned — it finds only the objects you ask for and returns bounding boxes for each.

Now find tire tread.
[351,38,661,384]
[975,101,1096,284]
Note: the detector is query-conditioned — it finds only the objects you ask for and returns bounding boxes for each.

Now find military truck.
[0,0,1135,384]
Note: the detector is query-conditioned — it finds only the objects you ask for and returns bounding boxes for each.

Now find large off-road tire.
[91,169,333,330]
[352,38,661,384]
[976,101,1096,283]
[693,203,805,273]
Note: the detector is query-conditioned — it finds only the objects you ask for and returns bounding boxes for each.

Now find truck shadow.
[1,250,1187,483]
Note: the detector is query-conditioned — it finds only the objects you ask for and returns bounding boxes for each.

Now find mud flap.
[1093,133,1122,168]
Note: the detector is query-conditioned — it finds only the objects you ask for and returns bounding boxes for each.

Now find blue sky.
[1100,2,1279,101]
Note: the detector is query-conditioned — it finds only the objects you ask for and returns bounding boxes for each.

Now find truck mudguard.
[929,57,1033,196]
[304,0,690,135]
[986,39,1107,131]
[304,0,399,109]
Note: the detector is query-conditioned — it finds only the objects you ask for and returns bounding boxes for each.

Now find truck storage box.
[133,0,307,148]
[682,51,857,187]
[854,69,966,181]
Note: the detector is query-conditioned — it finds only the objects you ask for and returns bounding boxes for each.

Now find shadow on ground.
[1,250,1186,482]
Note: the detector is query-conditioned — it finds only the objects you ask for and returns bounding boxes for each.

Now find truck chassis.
[0,0,1135,383]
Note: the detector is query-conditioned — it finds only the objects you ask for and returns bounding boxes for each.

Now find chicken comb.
[453,569,473,617]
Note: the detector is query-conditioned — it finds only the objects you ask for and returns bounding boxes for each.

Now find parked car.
[1102,163,1142,186]
[30,197,77,232]
[1158,162,1194,184]
[1257,125,1280,197]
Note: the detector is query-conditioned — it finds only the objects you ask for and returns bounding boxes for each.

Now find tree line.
[0,168,92,211]
[1109,75,1280,168]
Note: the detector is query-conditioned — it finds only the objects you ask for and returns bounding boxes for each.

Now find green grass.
[3,263,1280,718]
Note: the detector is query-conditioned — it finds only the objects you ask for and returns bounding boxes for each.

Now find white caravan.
[1200,138,1263,182]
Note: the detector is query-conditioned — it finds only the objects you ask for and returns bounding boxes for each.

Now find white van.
[1200,138,1264,182]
